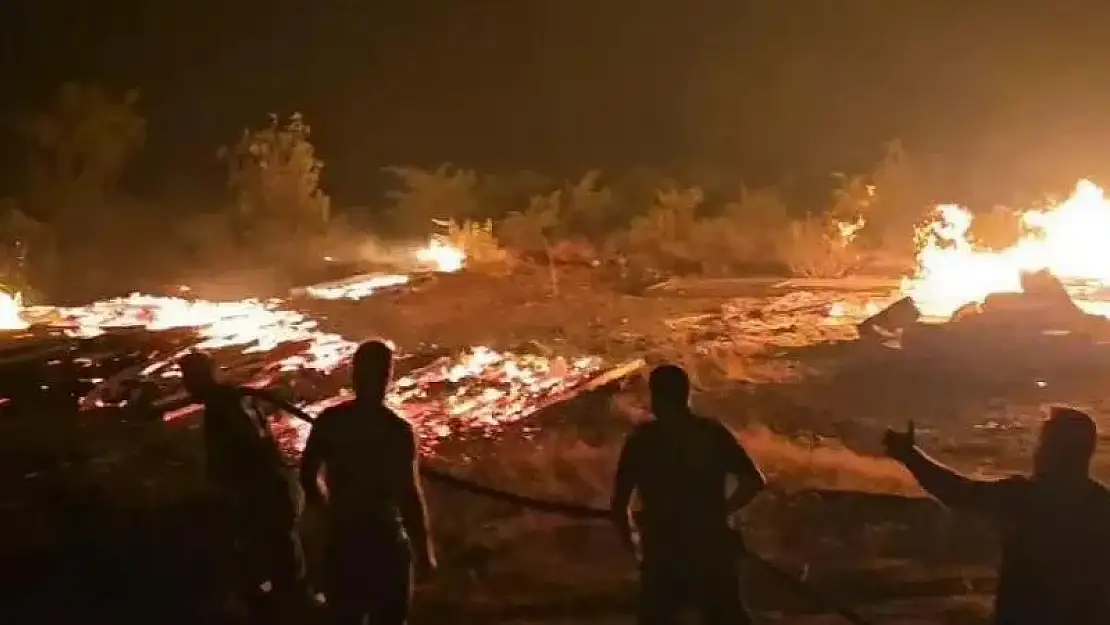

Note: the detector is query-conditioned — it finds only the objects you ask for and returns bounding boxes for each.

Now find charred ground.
[12,264,1109,624]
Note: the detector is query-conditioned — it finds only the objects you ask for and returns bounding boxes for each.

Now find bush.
[687,187,793,275]
[777,214,862,278]
[620,186,704,273]
[383,165,480,237]
[497,192,561,260]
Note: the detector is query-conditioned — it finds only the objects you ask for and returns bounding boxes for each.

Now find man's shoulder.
[315,402,411,429]
[384,409,416,437]
[316,399,358,422]
[628,419,659,441]
[1087,478,1110,506]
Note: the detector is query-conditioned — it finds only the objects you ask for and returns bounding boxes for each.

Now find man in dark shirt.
[611,364,766,625]
[884,406,1110,625]
[179,352,309,621]
[300,340,436,625]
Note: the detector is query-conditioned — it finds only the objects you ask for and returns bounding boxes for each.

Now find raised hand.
[882,420,917,462]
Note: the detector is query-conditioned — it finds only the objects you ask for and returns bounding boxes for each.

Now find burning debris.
[292,273,411,301]
[0,238,643,457]
[844,180,1110,349]
[271,346,612,456]
[897,179,1110,321]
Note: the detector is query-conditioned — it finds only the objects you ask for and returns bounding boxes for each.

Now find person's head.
[1033,405,1097,479]
[352,340,394,404]
[648,364,691,418]
[179,352,218,398]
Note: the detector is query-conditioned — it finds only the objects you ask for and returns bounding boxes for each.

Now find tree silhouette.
[20,83,146,219]
[219,112,331,237]
[382,164,479,237]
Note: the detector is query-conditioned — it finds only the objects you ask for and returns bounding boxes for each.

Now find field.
[9,263,1110,625]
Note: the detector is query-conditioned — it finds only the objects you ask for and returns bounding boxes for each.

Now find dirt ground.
[11,263,1110,624]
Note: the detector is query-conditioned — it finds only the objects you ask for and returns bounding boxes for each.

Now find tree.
[219,112,331,237]
[382,164,479,237]
[623,185,705,270]
[499,191,561,258]
[20,83,146,221]
[864,140,935,256]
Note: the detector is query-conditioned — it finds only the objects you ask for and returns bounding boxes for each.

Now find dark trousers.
[637,547,751,625]
[325,531,412,625]
[212,493,308,620]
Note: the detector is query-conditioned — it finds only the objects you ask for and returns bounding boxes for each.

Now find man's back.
[987,476,1110,624]
[620,413,756,553]
[304,400,414,532]
[201,384,289,493]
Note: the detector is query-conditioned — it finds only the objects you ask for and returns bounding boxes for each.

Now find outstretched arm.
[718,424,766,512]
[610,434,640,553]
[900,447,1005,514]
[400,427,435,570]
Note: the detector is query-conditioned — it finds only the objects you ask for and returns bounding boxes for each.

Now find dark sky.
[2,1,1110,204]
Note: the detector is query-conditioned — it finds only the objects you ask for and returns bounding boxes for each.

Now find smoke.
[353,236,436,272]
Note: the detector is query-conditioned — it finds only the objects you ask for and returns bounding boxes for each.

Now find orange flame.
[903,180,1110,318]
[0,291,27,330]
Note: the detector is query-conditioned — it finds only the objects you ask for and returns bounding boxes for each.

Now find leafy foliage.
[383,165,479,236]
[219,113,331,237]
[498,192,561,259]
[779,215,862,278]
[11,84,948,295]
[21,83,146,211]
[858,140,935,255]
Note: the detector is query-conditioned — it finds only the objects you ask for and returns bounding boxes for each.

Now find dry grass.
[738,425,920,496]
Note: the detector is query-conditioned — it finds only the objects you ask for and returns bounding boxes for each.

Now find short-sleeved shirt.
[618,413,760,557]
[302,400,416,536]
[955,475,1110,624]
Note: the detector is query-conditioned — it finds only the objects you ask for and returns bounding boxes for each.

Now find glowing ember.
[416,240,465,273]
[53,294,357,374]
[0,291,28,330]
[303,274,410,300]
[901,180,1110,319]
[272,346,606,455]
[3,260,608,451]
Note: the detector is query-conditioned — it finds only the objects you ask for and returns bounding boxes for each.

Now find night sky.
[2,1,1110,205]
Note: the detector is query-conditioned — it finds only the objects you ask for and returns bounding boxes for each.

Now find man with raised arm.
[300,340,436,625]
[611,364,766,625]
[179,351,310,622]
[884,406,1110,625]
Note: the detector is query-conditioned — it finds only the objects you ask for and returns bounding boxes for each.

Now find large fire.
[903,179,1110,319]
[0,291,28,330]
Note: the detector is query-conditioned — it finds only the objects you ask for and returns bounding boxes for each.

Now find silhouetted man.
[884,407,1110,625]
[300,340,436,625]
[611,364,766,625]
[179,351,309,622]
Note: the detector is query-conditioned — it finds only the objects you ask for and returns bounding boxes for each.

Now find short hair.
[353,340,393,374]
[649,364,690,397]
[1044,405,1098,455]
[178,351,214,375]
